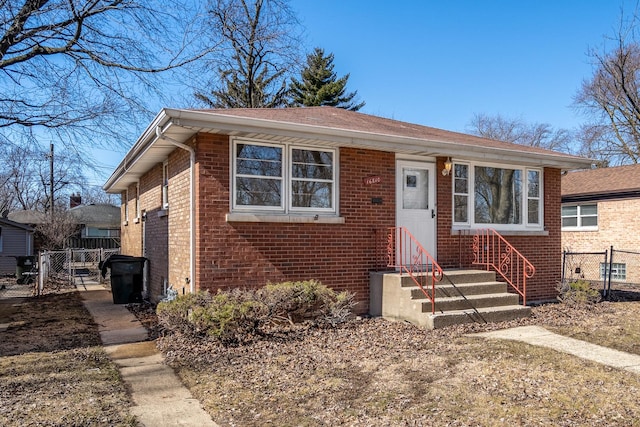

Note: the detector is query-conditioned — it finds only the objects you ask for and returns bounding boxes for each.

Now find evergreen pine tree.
[290,48,365,111]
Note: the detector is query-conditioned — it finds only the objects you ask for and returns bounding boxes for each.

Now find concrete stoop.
[370,269,531,329]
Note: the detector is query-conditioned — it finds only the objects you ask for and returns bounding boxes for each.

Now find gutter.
[155,125,196,294]
[166,108,595,170]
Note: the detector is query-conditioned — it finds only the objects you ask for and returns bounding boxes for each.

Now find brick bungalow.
[104,107,592,316]
[562,165,640,285]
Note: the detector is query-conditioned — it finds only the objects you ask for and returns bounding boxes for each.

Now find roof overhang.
[104,108,595,193]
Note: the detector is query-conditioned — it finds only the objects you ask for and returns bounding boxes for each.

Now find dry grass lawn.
[3,279,640,427]
[158,295,640,427]
[0,288,137,426]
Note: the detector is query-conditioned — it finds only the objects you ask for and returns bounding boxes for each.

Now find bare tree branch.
[1,0,213,150]
[466,113,576,153]
[195,0,302,108]
[574,5,640,165]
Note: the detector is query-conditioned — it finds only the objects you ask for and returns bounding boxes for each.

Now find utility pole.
[49,143,54,221]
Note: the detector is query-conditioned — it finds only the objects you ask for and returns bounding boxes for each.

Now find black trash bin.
[101,255,146,304]
[16,256,36,284]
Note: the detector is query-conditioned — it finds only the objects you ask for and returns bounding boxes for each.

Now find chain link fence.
[0,248,120,300]
[562,247,640,298]
[0,255,39,298]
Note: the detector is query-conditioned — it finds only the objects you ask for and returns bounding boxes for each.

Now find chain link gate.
[1,249,120,300]
[0,256,38,298]
[38,248,120,293]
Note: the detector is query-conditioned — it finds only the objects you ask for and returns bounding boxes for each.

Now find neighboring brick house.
[562,165,640,285]
[104,107,592,311]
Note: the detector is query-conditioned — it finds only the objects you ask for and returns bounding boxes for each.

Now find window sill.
[451,228,549,237]
[122,220,128,226]
[226,213,345,224]
[157,209,168,218]
[133,217,140,224]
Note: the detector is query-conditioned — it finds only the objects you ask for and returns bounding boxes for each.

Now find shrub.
[157,291,213,337]
[189,290,267,344]
[156,280,357,345]
[558,280,602,306]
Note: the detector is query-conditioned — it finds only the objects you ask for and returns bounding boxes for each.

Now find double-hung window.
[452,162,543,230]
[232,139,336,214]
[561,204,597,230]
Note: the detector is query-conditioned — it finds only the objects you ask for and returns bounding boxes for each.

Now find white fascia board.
[168,109,594,170]
[103,110,178,192]
[104,108,594,192]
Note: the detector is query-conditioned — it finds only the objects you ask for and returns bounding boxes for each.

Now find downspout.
[155,126,196,294]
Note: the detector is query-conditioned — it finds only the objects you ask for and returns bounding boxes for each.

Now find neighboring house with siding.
[104,107,592,321]
[0,218,34,275]
[562,165,640,285]
[8,204,120,250]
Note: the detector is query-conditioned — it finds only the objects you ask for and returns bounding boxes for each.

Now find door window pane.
[403,168,428,209]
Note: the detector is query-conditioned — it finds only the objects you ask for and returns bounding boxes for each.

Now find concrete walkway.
[473,325,640,375]
[79,283,219,427]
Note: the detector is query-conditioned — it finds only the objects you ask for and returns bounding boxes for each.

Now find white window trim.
[231,138,339,216]
[452,161,544,232]
[162,160,169,210]
[134,182,141,223]
[562,203,598,231]
[123,189,129,226]
[232,139,285,212]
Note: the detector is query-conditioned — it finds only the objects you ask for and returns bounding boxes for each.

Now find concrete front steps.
[369,269,531,329]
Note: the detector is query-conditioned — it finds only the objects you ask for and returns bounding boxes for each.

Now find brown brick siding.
[436,162,562,303]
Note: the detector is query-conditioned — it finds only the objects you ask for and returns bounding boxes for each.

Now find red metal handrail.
[387,227,443,314]
[472,228,535,306]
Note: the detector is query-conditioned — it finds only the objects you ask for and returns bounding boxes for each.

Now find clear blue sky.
[95,0,634,185]
[291,0,634,132]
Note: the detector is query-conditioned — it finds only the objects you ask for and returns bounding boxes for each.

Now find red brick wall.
[194,134,395,313]
[120,188,139,255]
[435,160,562,303]
[167,146,192,293]
[119,162,169,301]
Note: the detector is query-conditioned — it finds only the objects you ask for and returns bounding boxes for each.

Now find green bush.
[156,280,357,345]
[558,280,602,306]
[156,291,213,337]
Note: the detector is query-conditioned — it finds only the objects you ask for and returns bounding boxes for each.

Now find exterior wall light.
[442,157,453,176]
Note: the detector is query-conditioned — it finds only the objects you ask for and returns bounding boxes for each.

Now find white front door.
[396,160,437,257]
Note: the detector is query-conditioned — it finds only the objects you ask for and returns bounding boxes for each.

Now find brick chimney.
[70,193,82,208]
